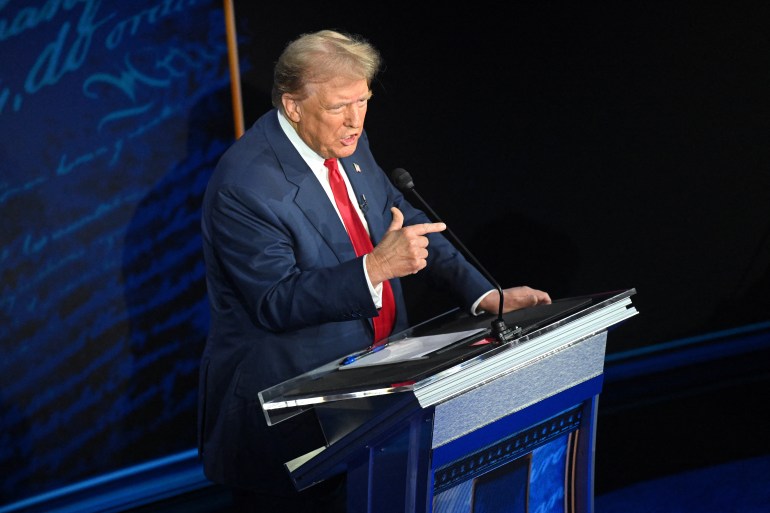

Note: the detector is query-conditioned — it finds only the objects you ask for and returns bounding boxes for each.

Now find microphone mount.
[390,168,522,344]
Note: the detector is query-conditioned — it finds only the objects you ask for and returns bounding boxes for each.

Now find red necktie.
[324,158,395,345]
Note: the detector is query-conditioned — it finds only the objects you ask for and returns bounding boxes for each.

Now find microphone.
[390,168,522,344]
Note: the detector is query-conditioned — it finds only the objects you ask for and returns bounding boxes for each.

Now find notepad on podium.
[339,328,488,369]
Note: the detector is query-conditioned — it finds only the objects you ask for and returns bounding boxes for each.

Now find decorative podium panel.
[260,289,638,513]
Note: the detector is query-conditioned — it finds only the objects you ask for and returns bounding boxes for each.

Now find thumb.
[387,207,404,232]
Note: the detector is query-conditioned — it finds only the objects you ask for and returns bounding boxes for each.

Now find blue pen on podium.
[340,343,387,366]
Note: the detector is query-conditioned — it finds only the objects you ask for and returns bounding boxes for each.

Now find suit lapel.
[340,157,387,245]
[265,115,355,263]
[266,117,388,338]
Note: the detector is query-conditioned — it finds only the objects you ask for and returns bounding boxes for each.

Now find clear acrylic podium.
[259,289,638,513]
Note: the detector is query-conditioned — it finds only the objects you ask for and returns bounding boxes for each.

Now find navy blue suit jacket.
[198,109,492,492]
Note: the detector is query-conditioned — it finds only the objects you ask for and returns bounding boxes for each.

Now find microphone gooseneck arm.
[390,168,521,344]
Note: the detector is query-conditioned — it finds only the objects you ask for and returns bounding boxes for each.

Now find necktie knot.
[323,158,338,173]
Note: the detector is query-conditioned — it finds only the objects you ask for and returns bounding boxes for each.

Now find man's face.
[284,77,371,160]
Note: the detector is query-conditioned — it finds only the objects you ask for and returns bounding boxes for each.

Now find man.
[198,29,550,511]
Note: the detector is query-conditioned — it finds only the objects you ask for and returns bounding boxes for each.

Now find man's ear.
[282,95,301,123]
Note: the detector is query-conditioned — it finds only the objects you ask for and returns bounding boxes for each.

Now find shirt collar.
[277,110,326,171]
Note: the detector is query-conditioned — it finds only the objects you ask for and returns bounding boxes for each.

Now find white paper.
[339,328,487,369]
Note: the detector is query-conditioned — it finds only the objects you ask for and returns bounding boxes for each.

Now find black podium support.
[261,289,638,513]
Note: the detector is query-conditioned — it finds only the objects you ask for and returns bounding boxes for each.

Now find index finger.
[409,221,446,235]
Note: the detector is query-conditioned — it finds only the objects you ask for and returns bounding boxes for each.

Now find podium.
[259,289,638,513]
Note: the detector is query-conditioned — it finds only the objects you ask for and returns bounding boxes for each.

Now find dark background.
[233,1,770,352]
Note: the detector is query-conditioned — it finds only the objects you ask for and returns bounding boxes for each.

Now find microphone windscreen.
[390,168,414,191]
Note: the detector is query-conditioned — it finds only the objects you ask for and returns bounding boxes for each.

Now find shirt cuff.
[362,254,383,308]
[471,289,496,316]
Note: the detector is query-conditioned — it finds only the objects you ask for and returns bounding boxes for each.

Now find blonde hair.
[271,30,382,115]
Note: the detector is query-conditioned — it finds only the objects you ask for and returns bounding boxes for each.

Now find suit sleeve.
[206,182,380,332]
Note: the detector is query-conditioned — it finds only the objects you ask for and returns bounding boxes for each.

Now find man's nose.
[344,105,363,127]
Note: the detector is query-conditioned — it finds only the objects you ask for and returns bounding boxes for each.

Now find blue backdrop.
[0,0,237,504]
